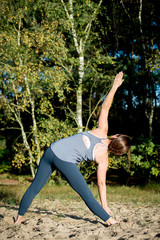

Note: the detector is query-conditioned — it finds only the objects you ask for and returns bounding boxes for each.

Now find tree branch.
[85,95,102,130]
[0,127,21,131]
[120,0,131,20]
[57,60,74,81]
[10,102,31,114]
[61,0,80,54]
[24,76,41,165]
[83,0,103,47]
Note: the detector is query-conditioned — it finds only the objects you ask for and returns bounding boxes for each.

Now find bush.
[0,138,11,173]
[130,136,160,181]
[108,136,160,183]
[79,161,97,183]
[79,136,160,185]
[0,161,12,173]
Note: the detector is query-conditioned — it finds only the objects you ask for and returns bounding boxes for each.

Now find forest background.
[0,0,160,184]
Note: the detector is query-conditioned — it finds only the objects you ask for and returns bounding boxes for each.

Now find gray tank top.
[51,131,108,164]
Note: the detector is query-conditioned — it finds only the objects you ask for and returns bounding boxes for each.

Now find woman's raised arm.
[98,72,124,133]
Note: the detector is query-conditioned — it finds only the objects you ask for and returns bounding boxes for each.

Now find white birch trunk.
[7,98,35,178]
[18,118,35,178]
[24,76,41,164]
[62,0,84,131]
[76,54,84,131]
[18,15,40,165]
[12,16,40,176]
[61,0,102,132]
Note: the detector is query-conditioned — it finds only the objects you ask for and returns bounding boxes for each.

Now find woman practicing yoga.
[14,71,131,226]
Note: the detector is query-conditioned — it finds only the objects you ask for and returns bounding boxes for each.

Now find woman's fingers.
[106,217,119,226]
[113,72,124,88]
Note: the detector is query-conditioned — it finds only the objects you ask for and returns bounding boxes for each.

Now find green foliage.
[32,118,78,161]
[131,137,160,180]
[0,0,71,175]
[0,161,12,173]
[0,138,7,159]
[0,0,160,181]
[108,154,130,172]
[37,117,78,148]
[105,137,160,182]
[79,136,160,184]
[0,138,11,173]
[79,161,97,183]
[148,49,160,76]
[12,143,29,171]
[10,118,77,172]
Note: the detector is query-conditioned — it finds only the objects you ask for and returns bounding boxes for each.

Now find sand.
[0,199,160,240]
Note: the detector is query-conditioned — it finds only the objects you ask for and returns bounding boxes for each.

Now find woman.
[14,71,131,226]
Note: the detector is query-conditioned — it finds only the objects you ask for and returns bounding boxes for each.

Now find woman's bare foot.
[106,217,118,226]
[14,215,23,224]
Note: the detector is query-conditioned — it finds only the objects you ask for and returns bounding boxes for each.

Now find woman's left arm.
[96,155,113,216]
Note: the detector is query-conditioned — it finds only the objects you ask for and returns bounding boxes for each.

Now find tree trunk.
[12,16,39,176]
[76,53,84,132]
[18,15,40,165]
[68,0,84,132]
[19,119,35,178]
[138,0,154,137]
[8,101,35,178]
[112,0,119,50]
[149,99,154,138]
[61,0,102,132]
[24,76,41,164]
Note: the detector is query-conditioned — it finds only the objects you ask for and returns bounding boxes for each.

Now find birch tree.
[60,0,103,132]
[0,0,70,177]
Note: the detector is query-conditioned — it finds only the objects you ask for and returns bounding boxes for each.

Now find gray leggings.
[18,146,110,222]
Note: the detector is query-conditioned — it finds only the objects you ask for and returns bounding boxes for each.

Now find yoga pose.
[14,71,130,226]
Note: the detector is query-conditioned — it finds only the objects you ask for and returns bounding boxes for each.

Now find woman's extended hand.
[113,71,124,89]
[106,217,118,226]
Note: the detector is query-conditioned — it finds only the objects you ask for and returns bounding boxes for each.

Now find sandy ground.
[0,198,160,240]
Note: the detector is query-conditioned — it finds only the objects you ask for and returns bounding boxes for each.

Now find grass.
[0,179,160,207]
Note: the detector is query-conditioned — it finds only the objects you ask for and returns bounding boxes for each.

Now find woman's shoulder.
[89,128,108,138]
[94,143,108,164]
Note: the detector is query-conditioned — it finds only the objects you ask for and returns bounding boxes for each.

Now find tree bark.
[24,76,41,164]
[61,0,102,132]
[138,0,154,137]
[7,98,35,178]
[10,15,40,176]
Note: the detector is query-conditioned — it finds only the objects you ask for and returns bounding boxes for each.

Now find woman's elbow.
[97,181,106,188]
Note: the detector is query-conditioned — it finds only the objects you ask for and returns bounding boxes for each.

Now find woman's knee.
[27,183,41,197]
